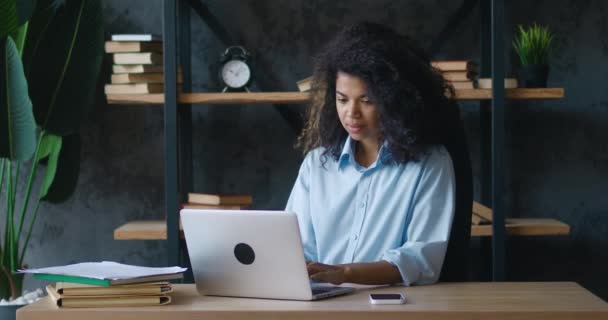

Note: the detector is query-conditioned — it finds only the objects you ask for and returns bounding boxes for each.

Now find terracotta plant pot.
[520,64,549,88]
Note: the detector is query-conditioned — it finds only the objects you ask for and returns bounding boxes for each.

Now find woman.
[286,22,461,286]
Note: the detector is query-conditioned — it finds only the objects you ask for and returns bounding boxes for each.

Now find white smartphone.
[369,293,406,304]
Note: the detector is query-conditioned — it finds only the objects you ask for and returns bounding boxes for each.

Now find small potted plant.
[512,23,555,88]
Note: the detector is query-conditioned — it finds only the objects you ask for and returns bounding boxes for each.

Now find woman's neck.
[355,140,380,168]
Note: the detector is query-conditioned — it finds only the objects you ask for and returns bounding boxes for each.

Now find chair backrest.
[438,114,473,282]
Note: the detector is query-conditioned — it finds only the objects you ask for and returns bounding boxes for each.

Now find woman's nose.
[346,102,361,118]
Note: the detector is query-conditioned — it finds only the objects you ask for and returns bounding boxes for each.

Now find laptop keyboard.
[311,287,336,295]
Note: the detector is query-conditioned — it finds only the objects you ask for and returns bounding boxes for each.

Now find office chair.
[438,110,473,282]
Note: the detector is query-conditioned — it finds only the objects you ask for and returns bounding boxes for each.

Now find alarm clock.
[219,46,252,92]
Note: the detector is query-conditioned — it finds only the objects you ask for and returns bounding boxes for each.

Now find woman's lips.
[348,124,364,133]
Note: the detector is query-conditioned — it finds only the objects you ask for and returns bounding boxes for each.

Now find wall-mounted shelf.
[106,92,308,105]
[456,88,564,100]
[105,88,564,105]
[114,220,174,240]
[472,218,570,237]
[114,218,570,240]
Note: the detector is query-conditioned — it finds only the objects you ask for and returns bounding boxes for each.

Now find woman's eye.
[336,98,347,104]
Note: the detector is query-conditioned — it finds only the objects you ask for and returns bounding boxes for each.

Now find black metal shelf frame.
[162,0,508,280]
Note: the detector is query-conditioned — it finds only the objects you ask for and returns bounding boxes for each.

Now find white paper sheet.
[18,261,187,280]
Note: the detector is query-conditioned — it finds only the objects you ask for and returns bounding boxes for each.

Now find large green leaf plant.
[0,0,103,300]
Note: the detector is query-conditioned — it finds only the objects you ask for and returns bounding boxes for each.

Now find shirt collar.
[338,137,355,170]
[338,137,391,171]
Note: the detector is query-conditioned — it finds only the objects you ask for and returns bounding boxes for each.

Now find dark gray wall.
[16,0,607,301]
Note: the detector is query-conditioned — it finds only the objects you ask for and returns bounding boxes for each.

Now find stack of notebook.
[104,34,182,95]
[20,261,186,308]
[46,281,173,308]
[182,192,253,210]
[431,60,478,89]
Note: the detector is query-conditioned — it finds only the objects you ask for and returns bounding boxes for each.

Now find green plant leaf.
[512,23,554,66]
[0,0,19,39]
[23,0,103,135]
[36,130,56,161]
[21,0,57,73]
[41,132,80,203]
[0,0,36,42]
[38,133,61,199]
[0,36,36,161]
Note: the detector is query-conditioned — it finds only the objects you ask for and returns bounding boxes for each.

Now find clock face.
[221,60,251,89]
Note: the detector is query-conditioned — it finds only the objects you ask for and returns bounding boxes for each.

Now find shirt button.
[354,235,359,240]
[360,202,365,208]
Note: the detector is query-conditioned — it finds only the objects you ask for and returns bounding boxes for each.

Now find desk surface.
[18,282,608,320]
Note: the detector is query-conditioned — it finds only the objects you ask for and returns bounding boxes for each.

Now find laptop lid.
[181,209,316,300]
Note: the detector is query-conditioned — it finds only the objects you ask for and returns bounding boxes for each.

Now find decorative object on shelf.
[512,23,554,88]
[0,0,104,307]
[219,46,253,92]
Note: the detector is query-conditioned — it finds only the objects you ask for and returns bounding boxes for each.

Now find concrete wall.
[11,0,607,300]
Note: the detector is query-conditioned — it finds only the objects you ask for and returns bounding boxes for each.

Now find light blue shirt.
[285,137,455,285]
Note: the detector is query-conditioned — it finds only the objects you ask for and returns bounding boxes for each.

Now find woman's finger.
[310,271,329,282]
[307,264,327,275]
[310,270,342,284]
[307,267,321,276]
[307,262,329,272]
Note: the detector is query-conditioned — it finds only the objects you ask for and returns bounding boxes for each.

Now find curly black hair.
[297,22,461,164]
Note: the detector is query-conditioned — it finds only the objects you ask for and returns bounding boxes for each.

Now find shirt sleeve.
[285,153,318,262]
[382,147,456,285]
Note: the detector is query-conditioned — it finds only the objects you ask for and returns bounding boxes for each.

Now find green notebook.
[21,261,186,287]
[34,272,183,287]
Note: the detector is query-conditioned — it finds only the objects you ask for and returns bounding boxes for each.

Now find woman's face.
[335,72,381,147]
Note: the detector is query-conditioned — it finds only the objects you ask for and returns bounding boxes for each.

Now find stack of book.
[183,193,253,210]
[46,281,173,308]
[296,76,312,92]
[295,60,479,92]
[477,77,518,89]
[20,261,186,308]
[431,60,478,89]
[471,201,493,225]
[104,34,181,95]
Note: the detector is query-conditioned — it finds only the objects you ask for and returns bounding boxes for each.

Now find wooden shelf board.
[114,218,570,240]
[113,220,182,240]
[471,218,570,237]
[455,88,564,100]
[106,92,309,105]
[106,88,564,105]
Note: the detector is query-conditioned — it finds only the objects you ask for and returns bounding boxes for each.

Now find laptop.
[180,209,355,300]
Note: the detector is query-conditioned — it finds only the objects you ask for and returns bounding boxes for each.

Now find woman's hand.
[306,260,402,285]
[306,261,348,285]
